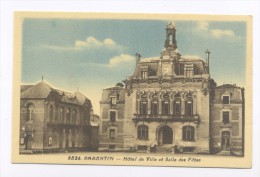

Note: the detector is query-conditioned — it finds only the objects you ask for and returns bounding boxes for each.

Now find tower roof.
[21,81,54,99]
[167,21,176,29]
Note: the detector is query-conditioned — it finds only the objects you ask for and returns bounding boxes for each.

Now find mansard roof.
[215,84,242,89]
[21,81,91,106]
[131,55,208,78]
[104,86,125,90]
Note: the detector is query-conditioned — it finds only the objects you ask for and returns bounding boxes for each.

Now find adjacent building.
[99,22,244,155]
[211,84,245,155]
[20,81,98,153]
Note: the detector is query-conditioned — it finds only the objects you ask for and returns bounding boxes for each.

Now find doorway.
[158,125,173,146]
[25,135,32,150]
[221,131,230,151]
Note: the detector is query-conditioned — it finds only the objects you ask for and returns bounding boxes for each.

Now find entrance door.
[221,131,230,151]
[25,135,32,150]
[158,126,173,145]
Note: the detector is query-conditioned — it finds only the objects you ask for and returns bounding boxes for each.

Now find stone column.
[181,93,185,115]
[63,129,66,148]
[193,94,197,114]
[170,99,173,115]
[137,99,140,114]
[69,129,72,148]
[148,98,151,115]
[159,98,162,115]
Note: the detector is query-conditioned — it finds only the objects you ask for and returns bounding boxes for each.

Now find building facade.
[211,84,244,155]
[99,22,244,155]
[20,81,98,153]
[99,86,125,151]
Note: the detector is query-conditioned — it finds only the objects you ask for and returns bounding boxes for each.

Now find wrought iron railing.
[133,114,200,123]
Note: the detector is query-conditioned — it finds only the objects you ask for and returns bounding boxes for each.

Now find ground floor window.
[137,125,148,140]
[109,129,116,139]
[182,126,195,141]
[183,147,194,152]
[137,145,147,151]
[109,144,115,150]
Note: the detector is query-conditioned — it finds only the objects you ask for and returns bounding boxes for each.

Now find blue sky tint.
[22,19,247,114]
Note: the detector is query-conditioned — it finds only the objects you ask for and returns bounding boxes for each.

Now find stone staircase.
[217,150,231,156]
[156,145,174,153]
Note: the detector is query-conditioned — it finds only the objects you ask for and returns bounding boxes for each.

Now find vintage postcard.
[12,12,252,168]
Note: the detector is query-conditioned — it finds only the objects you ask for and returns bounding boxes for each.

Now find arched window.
[49,105,54,122]
[60,107,65,123]
[137,125,149,140]
[151,100,158,115]
[140,101,147,115]
[27,103,35,121]
[162,100,170,115]
[169,34,173,45]
[173,99,181,115]
[185,99,193,115]
[182,126,195,141]
[162,94,170,115]
[66,108,71,124]
[72,109,77,124]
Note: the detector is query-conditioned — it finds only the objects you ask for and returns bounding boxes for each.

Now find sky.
[22,19,247,115]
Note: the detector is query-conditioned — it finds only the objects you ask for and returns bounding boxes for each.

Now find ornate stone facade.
[99,22,244,155]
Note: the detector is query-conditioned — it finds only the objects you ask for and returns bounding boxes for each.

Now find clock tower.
[161,22,180,77]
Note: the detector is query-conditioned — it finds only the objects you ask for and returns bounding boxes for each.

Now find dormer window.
[223,96,230,104]
[111,97,117,105]
[141,70,148,79]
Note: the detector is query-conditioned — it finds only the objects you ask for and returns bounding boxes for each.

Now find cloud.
[109,54,134,66]
[210,29,235,39]
[195,21,237,40]
[91,54,134,68]
[195,21,209,31]
[42,36,125,51]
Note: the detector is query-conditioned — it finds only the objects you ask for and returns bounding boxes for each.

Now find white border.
[0,0,259,177]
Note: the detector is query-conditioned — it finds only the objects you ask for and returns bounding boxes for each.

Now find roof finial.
[77,87,79,91]
[42,75,44,82]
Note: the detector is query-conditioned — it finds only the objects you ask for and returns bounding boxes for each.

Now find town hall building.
[99,22,244,155]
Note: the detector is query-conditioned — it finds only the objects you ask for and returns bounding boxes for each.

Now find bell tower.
[164,21,177,50]
[160,22,179,77]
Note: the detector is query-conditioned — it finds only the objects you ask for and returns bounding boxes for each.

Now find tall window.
[111,97,117,105]
[60,107,64,123]
[49,105,54,122]
[27,104,34,121]
[109,129,116,139]
[162,101,170,115]
[72,109,77,124]
[66,108,71,124]
[182,126,195,141]
[141,70,148,79]
[174,100,181,115]
[185,100,193,115]
[151,101,158,115]
[110,111,116,122]
[223,96,230,104]
[140,101,147,115]
[137,125,148,140]
[175,64,184,75]
[222,111,230,124]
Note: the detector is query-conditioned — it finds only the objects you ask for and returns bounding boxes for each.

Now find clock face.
[163,65,171,75]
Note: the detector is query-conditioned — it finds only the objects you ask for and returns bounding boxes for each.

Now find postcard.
[12,12,252,168]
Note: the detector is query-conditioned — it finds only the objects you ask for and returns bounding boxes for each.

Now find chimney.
[205,49,210,74]
[135,52,141,65]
